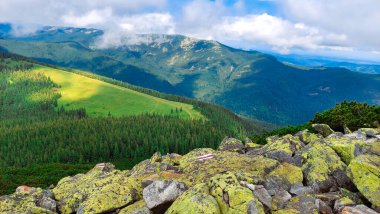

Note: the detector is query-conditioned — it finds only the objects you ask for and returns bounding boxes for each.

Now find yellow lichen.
[347,155,380,207]
[166,183,220,214]
[268,163,303,185]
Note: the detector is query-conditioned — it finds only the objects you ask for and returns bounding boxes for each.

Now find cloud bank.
[0,0,379,62]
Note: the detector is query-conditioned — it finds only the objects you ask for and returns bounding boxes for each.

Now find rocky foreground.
[1,124,379,214]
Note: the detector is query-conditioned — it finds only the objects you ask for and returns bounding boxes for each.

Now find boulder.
[316,199,333,214]
[208,172,265,213]
[266,163,303,192]
[347,154,380,209]
[342,205,379,214]
[295,129,321,145]
[262,135,304,164]
[150,152,162,164]
[344,125,352,134]
[166,183,220,214]
[273,194,318,214]
[240,182,272,209]
[334,197,355,213]
[325,137,366,164]
[178,148,279,185]
[143,180,187,212]
[289,184,313,196]
[218,137,244,153]
[271,189,292,210]
[359,128,380,137]
[312,124,335,137]
[53,163,139,214]
[119,200,152,214]
[301,141,354,192]
[0,187,56,214]
[316,192,341,208]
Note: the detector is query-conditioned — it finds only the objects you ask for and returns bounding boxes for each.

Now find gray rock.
[218,137,244,153]
[272,189,291,209]
[345,132,367,141]
[312,124,335,137]
[247,200,261,214]
[143,180,187,210]
[37,197,57,212]
[341,205,379,214]
[264,176,291,194]
[344,125,352,134]
[316,199,333,214]
[289,184,313,196]
[241,182,272,209]
[316,192,341,208]
[334,197,355,213]
[359,128,380,137]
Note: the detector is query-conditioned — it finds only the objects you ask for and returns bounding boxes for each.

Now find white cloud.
[0,0,378,62]
[95,13,175,48]
[280,0,380,52]
[62,9,113,27]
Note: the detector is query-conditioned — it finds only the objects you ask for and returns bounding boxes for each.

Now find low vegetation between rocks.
[1,124,379,214]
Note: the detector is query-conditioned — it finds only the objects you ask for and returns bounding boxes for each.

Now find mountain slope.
[1,27,379,125]
[31,66,202,119]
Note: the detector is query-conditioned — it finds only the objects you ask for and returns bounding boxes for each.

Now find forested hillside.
[0,52,263,194]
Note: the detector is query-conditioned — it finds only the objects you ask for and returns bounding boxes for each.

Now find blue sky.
[0,0,379,63]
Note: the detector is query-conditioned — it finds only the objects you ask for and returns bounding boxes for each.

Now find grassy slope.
[31,66,203,119]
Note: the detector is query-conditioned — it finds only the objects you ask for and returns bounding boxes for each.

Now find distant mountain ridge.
[0,26,379,125]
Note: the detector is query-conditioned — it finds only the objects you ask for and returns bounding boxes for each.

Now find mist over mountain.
[1,26,379,125]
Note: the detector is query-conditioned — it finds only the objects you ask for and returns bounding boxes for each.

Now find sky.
[0,0,379,63]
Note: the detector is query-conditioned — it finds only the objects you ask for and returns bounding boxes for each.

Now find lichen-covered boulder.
[266,163,303,192]
[52,163,139,214]
[218,137,244,153]
[341,205,379,214]
[150,152,162,164]
[179,148,279,185]
[312,124,335,137]
[301,141,354,192]
[262,135,304,164]
[143,180,187,212]
[208,172,265,214]
[359,128,380,137]
[271,189,292,210]
[295,129,321,145]
[274,194,318,214]
[0,187,56,214]
[347,154,380,208]
[119,200,152,214]
[166,183,220,214]
[334,197,355,213]
[325,137,366,164]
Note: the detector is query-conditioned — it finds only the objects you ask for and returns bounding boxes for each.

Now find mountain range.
[1,26,379,125]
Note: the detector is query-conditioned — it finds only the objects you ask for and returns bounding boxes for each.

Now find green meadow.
[31,66,203,119]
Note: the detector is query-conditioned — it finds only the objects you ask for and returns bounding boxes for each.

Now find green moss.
[347,155,380,207]
[166,183,220,214]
